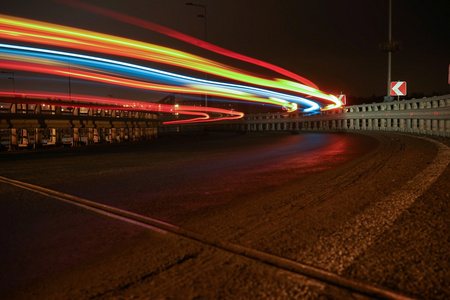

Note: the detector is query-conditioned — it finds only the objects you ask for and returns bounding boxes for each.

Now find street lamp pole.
[186,1,208,107]
[381,0,400,102]
[387,0,392,100]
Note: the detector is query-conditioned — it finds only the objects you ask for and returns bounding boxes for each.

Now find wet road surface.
[0,132,448,299]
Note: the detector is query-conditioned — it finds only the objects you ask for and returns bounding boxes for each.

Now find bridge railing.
[164,95,450,137]
[2,94,449,150]
[0,102,160,150]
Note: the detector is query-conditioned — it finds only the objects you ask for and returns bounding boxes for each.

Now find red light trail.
[0,45,302,111]
[0,90,244,125]
[0,12,343,124]
[53,0,319,89]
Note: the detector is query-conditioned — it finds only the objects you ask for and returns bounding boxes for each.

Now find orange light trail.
[0,90,244,125]
[0,14,342,110]
[0,59,297,110]
[53,0,319,89]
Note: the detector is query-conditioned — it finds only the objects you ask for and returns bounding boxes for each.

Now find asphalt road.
[0,131,448,299]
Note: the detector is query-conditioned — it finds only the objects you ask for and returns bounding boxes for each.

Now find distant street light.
[1,71,15,93]
[186,1,208,107]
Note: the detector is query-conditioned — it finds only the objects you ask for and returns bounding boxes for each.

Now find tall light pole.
[387,0,392,101]
[382,0,400,102]
[380,0,401,102]
[186,1,208,107]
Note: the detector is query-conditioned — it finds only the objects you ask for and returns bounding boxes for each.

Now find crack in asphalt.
[90,253,199,299]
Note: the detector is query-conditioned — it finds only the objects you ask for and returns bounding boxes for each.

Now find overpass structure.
[164,94,450,137]
[1,94,449,150]
[0,101,160,150]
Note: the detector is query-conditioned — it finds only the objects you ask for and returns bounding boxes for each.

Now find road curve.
[0,132,448,299]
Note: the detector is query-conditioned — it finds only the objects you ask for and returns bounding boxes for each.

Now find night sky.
[1,0,450,105]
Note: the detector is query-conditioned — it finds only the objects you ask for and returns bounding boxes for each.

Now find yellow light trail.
[0,14,342,110]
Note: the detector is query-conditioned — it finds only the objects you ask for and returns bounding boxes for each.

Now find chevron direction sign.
[337,94,346,105]
[390,81,407,96]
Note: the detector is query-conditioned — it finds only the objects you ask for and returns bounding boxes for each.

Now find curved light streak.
[0,59,299,112]
[0,90,244,125]
[0,14,342,110]
[53,0,319,89]
[0,44,318,111]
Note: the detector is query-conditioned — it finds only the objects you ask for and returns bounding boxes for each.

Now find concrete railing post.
[88,128,94,144]
[418,119,425,133]
[393,119,398,131]
[9,128,17,150]
[73,128,80,146]
[432,120,438,135]
[399,119,405,132]
[111,128,116,142]
[380,119,386,130]
[445,120,450,137]
[411,119,418,133]
[405,119,411,132]
[426,119,432,134]
[375,119,380,130]
[438,120,445,136]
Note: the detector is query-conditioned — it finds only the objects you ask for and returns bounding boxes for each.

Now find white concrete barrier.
[239,95,450,137]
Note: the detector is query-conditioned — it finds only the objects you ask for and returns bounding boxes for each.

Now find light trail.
[0,44,313,111]
[53,0,319,89]
[0,90,244,125]
[0,58,299,112]
[0,14,343,111]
